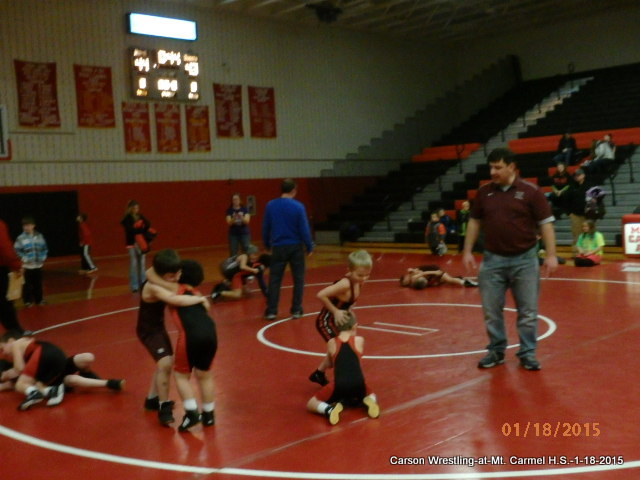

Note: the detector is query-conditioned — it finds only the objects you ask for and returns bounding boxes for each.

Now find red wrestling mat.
[1,249,639,480]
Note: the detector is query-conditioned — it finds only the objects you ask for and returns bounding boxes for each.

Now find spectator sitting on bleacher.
[553,132,578,165]
[545,162,573,218]
[582,133,615,175]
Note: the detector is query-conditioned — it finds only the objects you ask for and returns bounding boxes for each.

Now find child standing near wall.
[77,213,98,274]
[14,217,48,306]
[425,212,447,256]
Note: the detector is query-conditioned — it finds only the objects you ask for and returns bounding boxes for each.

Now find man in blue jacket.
[262,179,314,321]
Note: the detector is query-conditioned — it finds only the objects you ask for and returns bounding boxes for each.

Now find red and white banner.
[122,102,151,153]
[73,64,116,128]
[248,86,276,138]
[155,103,182,153]
[213,83,243,138]
[186,105,211,152]
[14,59,61,128]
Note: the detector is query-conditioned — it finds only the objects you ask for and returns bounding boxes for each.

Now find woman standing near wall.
[226,194,251,256]
[120,200,151,293]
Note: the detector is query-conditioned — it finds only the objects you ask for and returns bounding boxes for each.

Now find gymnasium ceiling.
[178,0,639,43]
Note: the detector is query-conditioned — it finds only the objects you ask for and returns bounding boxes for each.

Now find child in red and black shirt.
[77,213,97,274]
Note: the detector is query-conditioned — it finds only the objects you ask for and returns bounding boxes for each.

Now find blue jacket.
[262,197,314,252]
[14,231,48,269]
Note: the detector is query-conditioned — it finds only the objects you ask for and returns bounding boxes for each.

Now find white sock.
[316,402,330,414]
[202,402,215,413]
[183,398,198,411]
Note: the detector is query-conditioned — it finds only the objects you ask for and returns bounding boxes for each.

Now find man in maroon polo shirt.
[463,148,557,371]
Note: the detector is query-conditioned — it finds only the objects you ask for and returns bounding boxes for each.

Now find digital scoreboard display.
[131,47,200,101]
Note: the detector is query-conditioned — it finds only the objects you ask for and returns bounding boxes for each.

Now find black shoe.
[463,278,478,287]
[264,313,277,321]
[19,390,45,411]
[291,311,303,319]
[309,369,329,386]
[210,291,221,302]
[202,411,215,427]
[520,356,541,371]
[178,410,202,432]
[106,379,125,391]
[477,351,505,369]
[325,402,343,426]
[158,401,175,425]
[46,384,65,407]
[144,396,160,411]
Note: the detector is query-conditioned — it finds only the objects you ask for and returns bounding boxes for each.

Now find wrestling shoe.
[178,410,202,432]
[144,396,159,411]
[18,390,44,411]
[477,351,505,369]
[106,379,125,391]
[463,278,478,287]
[308,369,329,386]
[363,395,380,419]
[46,384,65,407]
[158,401,175,426]
[325,402,343,426]
[202,411,215,427]
[520,356,541,371]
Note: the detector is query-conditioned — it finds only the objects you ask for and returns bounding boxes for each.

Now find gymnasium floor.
[1,245,639,480]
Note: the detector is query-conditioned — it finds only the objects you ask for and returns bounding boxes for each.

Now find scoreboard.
[130,47,200,101]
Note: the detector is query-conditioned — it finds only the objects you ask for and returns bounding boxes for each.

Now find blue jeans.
[266,244,306,316]
[478,246,540,358]
[229,233,250,256]
[553,149,574,165]
[128,246,146,292]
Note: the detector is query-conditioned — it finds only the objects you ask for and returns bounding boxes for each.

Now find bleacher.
[518,63,640,137]
[316,62,640,246]
[315,160,452,237]
[401,138,638,245]
[432,77,568,146]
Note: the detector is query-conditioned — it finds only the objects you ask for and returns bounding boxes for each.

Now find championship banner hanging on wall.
[248,86,276,138]
[213,83,243,138]
[14,59,61,128]
[122,102,151,153]
[73,65,116,128]
[186,105,212,152]
[155,103,182,153]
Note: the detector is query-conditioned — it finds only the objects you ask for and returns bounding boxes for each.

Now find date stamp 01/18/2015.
[389,455,625,467]
[501,422,601,438]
